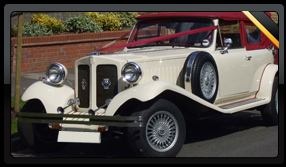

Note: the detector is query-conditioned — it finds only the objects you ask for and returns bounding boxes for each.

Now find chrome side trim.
[184,52,200,82]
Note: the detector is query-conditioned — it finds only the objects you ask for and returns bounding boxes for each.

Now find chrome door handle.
[244,56,252,61]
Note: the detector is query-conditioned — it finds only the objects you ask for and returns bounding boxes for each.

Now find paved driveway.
[11,110,278,160]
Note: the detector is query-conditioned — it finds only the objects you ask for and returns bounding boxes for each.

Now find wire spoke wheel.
[128,99,185,157]
[199,62,217,100]
[146,111,179,152]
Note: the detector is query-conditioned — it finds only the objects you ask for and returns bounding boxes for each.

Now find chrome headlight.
[121,62,142,84]
[46,63,67,85]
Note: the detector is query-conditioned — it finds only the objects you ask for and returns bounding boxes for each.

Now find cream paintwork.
[74,17,274,115]
[104,47,272,107]
[256,64,278,98]
[105,79,271,116]
[20,16,278,138]
[74,55,128,111]
[213,48,253,97]
[102,17,275,115]
[211,48,274,105]
[21,81,74,114]
[105,63,277,116]
[20,80,101,132]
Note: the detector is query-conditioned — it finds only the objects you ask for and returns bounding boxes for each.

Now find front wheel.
[18,99,66,153]
[127,99,186,157]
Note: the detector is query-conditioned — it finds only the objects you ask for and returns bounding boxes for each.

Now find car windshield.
[128,18,214,48]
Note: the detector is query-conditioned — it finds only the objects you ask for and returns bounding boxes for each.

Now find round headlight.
[46,63,67,85]
[121,62,142,84]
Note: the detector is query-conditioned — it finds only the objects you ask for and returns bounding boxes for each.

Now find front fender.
[105,81,217,116]
[21,81,74,114]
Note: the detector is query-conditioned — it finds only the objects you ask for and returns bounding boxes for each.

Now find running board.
[219,98,266,109]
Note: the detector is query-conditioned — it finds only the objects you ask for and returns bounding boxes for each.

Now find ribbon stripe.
[97,26,218,52]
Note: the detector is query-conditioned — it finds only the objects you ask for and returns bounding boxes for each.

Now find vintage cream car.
[18,12,278,157]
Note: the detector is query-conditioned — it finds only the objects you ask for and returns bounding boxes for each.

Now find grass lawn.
[11,119,19,138]
[11,96,26,138]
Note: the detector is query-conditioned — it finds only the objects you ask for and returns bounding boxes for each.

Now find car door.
[215,20,253,98]
[243,23,274,75]
[215,48,253,98]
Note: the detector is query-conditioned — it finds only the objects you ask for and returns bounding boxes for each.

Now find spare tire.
[191,52,218,103]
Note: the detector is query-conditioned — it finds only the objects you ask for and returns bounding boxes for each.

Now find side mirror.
[220,38,233,54]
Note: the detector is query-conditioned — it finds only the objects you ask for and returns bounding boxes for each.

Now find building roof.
[136,12,271,21]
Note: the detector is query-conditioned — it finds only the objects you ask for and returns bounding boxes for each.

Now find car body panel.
[19,12,278,144]
[21,81,74,114]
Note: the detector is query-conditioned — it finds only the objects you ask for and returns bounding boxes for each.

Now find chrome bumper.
[17,112,145,128]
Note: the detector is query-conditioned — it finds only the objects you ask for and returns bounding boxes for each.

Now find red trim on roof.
[136,12,249,21]
[136,12,271,22]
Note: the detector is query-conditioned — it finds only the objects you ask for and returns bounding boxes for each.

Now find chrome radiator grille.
[96,65,118,107]
[77,65,90,108]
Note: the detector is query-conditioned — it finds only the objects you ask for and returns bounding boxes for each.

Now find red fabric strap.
[97,25,217,52]
[100,30,131,49]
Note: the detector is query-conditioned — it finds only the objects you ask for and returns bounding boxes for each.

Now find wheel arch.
[21,81,74,114]
[21,98,45,112]
[114,89,212,120]
[255,64,278,99]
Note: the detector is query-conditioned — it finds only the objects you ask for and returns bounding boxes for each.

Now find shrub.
[85,12,120,31]
[85,12,100,20]
[14,22,53,37]
[63,15,103,33]
[31,13,65,34]
[107,12,138,30]
[96,13,121,31]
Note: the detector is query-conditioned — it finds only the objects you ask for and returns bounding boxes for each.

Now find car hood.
[98,46,202,63]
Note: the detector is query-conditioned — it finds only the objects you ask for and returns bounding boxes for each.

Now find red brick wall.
[11,30,130,73]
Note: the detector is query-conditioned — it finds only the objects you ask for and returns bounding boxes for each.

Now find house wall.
[11,30,130,73]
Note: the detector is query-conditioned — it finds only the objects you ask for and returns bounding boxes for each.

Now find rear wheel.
[260,76,278,126]
[18,99,66,153]
[127,99,186,157]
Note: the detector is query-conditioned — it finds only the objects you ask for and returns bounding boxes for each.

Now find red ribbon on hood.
[97,25,218,52]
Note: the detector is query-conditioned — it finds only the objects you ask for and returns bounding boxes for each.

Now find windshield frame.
[127,18,215,49]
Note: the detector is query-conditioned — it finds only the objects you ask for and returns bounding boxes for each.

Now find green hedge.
[14,22,53,37]
[31,13,65,34]
[63,15,103,33]
[85,12,120,31]
[108,12,138,30]
[12,12,138,37]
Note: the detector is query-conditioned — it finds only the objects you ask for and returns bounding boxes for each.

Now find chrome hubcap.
[146,111,179,152]
[200,62,217,99]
